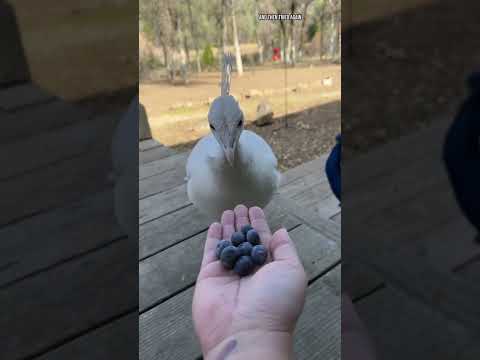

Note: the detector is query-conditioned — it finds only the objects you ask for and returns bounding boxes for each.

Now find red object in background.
[272,47,281,61]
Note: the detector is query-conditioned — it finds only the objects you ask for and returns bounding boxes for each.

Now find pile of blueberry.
[215,224,268,276]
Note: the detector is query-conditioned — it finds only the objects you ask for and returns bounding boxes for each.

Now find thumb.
[270,228,302,265]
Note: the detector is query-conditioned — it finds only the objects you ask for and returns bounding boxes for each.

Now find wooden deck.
[138,139,342,360]
[0,83,137,359]
[343,115,480,358]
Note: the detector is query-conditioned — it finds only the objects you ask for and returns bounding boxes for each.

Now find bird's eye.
[237,119,243,127]
[209,124,215,131]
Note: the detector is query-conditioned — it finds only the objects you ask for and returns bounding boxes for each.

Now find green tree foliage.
[307,22,318,41]
[201,44,215,68]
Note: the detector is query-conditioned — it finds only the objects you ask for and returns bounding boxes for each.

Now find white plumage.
[186,54,280,220]
[186,130,280,219]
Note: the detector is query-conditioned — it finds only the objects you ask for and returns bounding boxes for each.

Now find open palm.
[192,205,307,355]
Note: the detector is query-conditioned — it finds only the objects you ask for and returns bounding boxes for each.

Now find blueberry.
[251,245,268,265]
[231,231,246,246]
[233,256,255,276]
[215,239,232,259]
[220,245,239,269]
[237,241,253,256]
[246,229,260,245]
[240,224,253,236]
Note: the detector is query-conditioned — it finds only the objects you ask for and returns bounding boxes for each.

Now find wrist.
[204,330,294,360]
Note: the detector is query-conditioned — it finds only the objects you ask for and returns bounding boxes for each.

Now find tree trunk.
[298,0,313,56]
[289,1,296,65]
[253,0,263,64]
[186,0,201,72]
[319,13,325,59]
[231,0,243,76]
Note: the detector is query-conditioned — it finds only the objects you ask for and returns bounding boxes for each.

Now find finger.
[234,204,250,231]
[200,222,222,268]
[270,228,302,266]
[248,206,272,249]
[221,209,235,241]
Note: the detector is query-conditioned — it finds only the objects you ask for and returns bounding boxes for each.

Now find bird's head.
[208,95,244,166]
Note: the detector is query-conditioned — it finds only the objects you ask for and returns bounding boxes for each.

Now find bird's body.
[187,130,280,220]
[186,54,280,219]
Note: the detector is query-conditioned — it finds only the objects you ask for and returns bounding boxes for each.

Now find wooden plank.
[279,154,328,186]
[139,157,334,225]
[0,238,137,360]
[344,116,450,190]
[343,261,384,301]
[279,169,331,202]
[139,152,188,180]
[139,139,162,151]
[344,147,448,226]
[0,114,117,181]
[0,100,92,143]
[348,236,480,333]
[139,203,307,311]
[139,204,209,260]
[0,147,112,226]
[356,286,474,360]
[139,153,189,199]
[330,211,341,224]
[422,215,479,272]
[139,166,186,199]
[139,247,340,360]
[139,146,176,164]
[37,313,137,360]
[139,184,189,225]
[0,189,124,286]
[0,83,54,110]
[293,265,341,360]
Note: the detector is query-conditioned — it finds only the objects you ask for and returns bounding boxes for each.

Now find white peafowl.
[186,54,281,220]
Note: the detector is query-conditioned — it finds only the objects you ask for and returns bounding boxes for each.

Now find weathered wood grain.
[139,145,176,164]
[422,215,479,272]
[330,211,341,224]
[139,153,189,198]
[139,204,209,260]
[37,312,138,360]
[139,139,162,151]
[0,100,92,143]
[139,152,188,180]
[344,116,450,190]
[139,184,189,225]
[0,83,54,110]
[356,285,474,360]
[280,154,328,186]
[0,114,117,180]
[0,189,124,286]
[0,238,137,360]
[293,265,341,360]
[0,147,112,226]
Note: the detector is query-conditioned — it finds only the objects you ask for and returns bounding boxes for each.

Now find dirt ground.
[141,64,341,170]
[342,0,480,159]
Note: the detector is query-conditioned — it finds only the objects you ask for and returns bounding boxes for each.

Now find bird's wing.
[240,130,281,188]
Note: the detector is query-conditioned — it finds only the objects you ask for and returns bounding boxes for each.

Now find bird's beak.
[224,146,235,166]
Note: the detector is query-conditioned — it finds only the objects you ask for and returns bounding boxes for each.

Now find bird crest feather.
[221,53,234,96]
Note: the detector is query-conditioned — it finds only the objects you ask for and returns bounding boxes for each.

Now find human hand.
[192,205,307,360]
